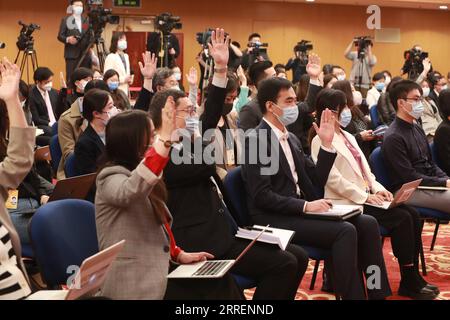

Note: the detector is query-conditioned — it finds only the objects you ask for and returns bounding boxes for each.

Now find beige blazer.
[311,130,386,205]
[57,99,87,179]
[95,163,171,300]
[0,127,36,292]
[104,52,131,94]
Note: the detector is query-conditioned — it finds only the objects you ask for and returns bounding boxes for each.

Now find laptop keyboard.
[193,261,230,277]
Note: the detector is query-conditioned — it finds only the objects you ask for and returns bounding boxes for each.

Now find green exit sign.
[113,0,141,8]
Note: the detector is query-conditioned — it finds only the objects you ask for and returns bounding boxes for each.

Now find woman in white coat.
[104,32,132,95]
[311,88,439,300]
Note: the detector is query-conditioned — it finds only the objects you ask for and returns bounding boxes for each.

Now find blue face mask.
[406,100,425,120]
[339,108,352,128]
[108,82,119,91]
[375,82,385,92]
[273,103,299,127]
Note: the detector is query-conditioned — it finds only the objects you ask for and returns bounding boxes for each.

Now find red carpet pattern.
[245,223,450,300]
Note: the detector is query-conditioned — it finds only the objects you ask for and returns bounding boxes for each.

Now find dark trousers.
[364,205,422,267]
[252,213,392,300]
[225,238,308,300]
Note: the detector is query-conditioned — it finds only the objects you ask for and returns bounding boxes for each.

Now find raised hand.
[139,51,158,80]
[160,96,178,142]
[306,53,322,80]
[0,57,21,102]
[186,67,198,87]
[237,65,247,86]
[422,58,431,73]
[313,108,335,149]
[207,28,230,68]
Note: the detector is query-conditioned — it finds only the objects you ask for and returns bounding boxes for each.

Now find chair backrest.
[29,199,99,288]
[370,106,381,129]
[223,167,252,227]
[369,147,392,189]
[52,122,59,136]
[429,142,442,168]
[49,135,62,173]
[65,153,77,178]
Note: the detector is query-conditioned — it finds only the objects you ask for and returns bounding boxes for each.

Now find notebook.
[48,173,97,202]
[303,205,362,221]
[26,240,125,300]
[366,179,422,210]
[417,186,449,192]
[235,226,295,250]
[167,225,269,279]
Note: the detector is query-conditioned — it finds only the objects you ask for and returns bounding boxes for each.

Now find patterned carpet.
[245,223,450,300]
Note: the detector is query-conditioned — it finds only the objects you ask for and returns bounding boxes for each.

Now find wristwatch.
[158,137,174,148]
[214,66,228,74]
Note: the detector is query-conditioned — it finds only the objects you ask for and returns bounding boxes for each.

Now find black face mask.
[222,103,234,116]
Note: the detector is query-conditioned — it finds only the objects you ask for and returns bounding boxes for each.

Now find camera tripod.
[15,43,38,84]
[76,25,107,74]
[355,52,372,95]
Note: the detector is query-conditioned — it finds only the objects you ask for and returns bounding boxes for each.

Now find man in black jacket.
[241,77,392,300]
[434,90,450,176]
[150,29,308,300]
[383,80,450,214]
[57,0,91,86]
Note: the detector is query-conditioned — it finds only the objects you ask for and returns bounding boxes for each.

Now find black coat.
[241,120,336,218]
[74,124,105,176]
[147,32,180,68]
[133,87,155,112]
[29,86,59,126]
[164,84,235,258]
[57,16,90,60]
[434,119,450,176]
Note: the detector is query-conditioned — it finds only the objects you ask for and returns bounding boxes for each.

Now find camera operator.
[57,0,92,87]
[241,33,270,71]
[344,37,377,97]
[228,41,243,72]
[401,45,432,81]
[147,32,180,69]
[286,41,312,84]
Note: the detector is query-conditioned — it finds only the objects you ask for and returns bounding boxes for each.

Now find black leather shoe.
[398,285,438,300]
[425,284,440,295]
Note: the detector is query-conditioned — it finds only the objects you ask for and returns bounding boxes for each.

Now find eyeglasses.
[177,108,196,116]
[405,97,425,103]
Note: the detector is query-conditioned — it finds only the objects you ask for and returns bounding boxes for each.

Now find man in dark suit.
[429,73,448,111]
[434,90,450,176]
[239,57,323,155]
[150,29,309,300]
[241,77,392,300]
[147,32,180,68]
[57,0,91,87]
[238,61,275,132]
[29,67,60,141]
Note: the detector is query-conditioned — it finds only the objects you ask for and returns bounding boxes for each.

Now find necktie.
[44,91,56,126]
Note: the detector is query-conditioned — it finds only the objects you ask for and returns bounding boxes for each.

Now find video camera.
[404,48,429,64]
[248,41,268,58]
[294,40,313,53]
[155,13,182,35]
[196,28,229,49]
[16,21,40,51]
[354,36,373,59]
[86,0,120,39]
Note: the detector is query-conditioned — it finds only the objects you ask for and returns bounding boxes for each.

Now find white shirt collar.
[263,117,288,141]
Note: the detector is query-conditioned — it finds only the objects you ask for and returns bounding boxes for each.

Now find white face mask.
[42,82,53,92]
[385,76,391,86]
[77,80,88,93]
[337,74,346,81]
[422,87,430,98]
[441,85,449,92]
[117,40,127,51]
[171,85,181,92]
[353,91,363,106]
[174,73,182,81]
[72,6,83,16]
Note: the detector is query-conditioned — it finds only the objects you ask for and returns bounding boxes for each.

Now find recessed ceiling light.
[439,5,448,9]
[306,0,315,2]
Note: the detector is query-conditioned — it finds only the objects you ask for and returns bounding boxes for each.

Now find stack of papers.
[236,226,295,250]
